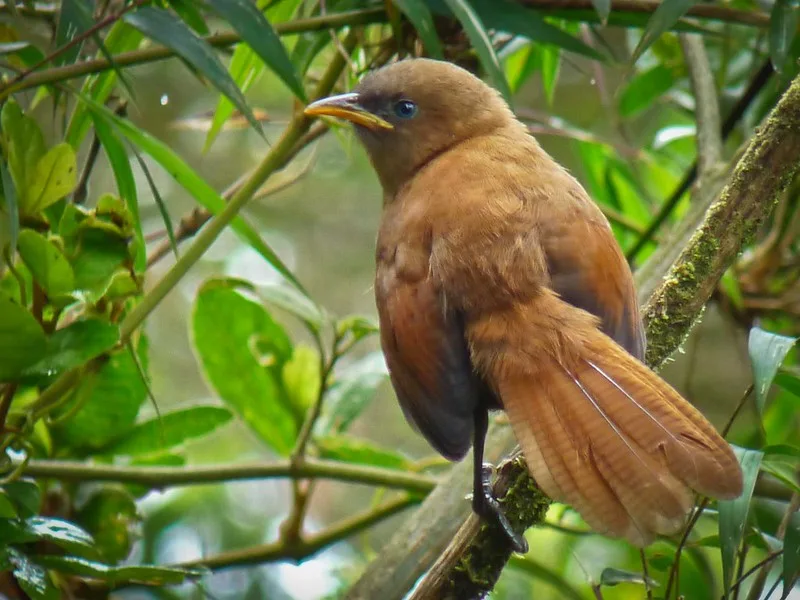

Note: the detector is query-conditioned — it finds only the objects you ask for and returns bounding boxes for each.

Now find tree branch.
[12,457,435,494]
[345,69,800,600]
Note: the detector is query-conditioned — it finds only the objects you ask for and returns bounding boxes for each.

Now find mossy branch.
[345,71,800,600]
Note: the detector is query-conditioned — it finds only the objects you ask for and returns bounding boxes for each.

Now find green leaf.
[259,283,325,332]
[132,149,177,260]
[619,64,676,118]
[318,352,388,435]
[441,0,513,103]
[0,490,17,518]
[206,0,305,101]
[776,371,800,397]
[89,113,144,273]
[0,159,19,251]
[192,279,296,454]
[124,6,263,135]
[540,44,561,106]
[24,320,119,378]
[75,91,305,293]
[2,480,41,518]
[76,487,138,563]
[600,567,659,588]
[631,0,697,63]
[0,517,96,558]
[770,0,800,73]
[54,0,92,66]
[23,144,78,216]
[719,446,763,594]
[784,512,800,598]
[0,296,47,381]
[283,344,321,422]
[393,0,444,58]
[749,326,797,415]
[336,315,379,345]
[763,444,800,460]
[317,436,411,470]
[34,555,203,586]
[761,459,800,494]
[1,100,45,200]
[16,229,75,297]
[105,406,233,457]
[3,548,59,600]
[53,341,148,451]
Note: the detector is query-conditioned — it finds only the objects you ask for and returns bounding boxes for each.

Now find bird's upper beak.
[304,93,394,131]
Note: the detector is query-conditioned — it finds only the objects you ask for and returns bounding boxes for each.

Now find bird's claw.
[473,464,529,554]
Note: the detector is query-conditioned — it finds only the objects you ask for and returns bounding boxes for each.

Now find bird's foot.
[472,464,529,554]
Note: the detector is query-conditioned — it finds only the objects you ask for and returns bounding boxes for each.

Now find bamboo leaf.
[770,0,800,73]
[393,0,444,58]
[631,0,697,63]
[442,0,512,103]
[749,326,797,416]
[123,6,263,135]
[206,0,305,100]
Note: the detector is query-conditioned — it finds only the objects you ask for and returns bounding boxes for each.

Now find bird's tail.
[494,323,743,546]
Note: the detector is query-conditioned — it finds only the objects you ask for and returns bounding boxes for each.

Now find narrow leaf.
[619,64,676,118]
[104,406,233,457]
[749,326,797,415]
[206,0,306,100]
[591,0,611,24]
[600,567,659,588]
[123,6,263,135]
[75,92,306,293]
[318,352,389,435]
[631,0,697,63]
[719,447,764,594]
[784,512,800,598]
[0,159,19,251]
[317,435,411,470]
[393,0,445,58]
[770,0,800,73]
[54,0,93,66]
[34,555,203,586]
[442,0,513,103]
[132,150,178,260]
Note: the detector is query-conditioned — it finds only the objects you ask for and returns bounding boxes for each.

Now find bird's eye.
[393,100,418,119]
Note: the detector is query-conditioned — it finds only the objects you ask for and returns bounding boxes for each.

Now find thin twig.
[728,550,783,596]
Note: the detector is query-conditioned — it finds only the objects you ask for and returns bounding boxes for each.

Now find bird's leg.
[471,409,529,554]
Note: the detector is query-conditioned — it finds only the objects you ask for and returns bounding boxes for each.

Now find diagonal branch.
[345,69,800,600]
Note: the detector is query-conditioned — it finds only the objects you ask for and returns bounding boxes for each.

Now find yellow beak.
[304,93,394,131]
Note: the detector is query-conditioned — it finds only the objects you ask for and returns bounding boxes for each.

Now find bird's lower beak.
[304,93,394,131]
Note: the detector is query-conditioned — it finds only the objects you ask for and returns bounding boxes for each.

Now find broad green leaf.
[317,436,411,470]
[283,344,321,422]
[193,280,296,454]
[318,352,389,435]
[258,283,325,332]
[784,512,800,598]
[770,0,800,73]
[89,113,144,272]
[124,6,263,135]
[2,480,41,518]
[24,320,119,378]
[504,43,539,94]
[75,92,305,293]
[16,229,74,297]
[600,567,659,588]
[394,0,444,58]
[54,0,92,66]
[105,406,233,457]
[0,517,96,558]
[3,548,59,600]
[24,144,78,215]
[0,159,19,251]
[0,296,47,381]
[76,487,138,563]
[763,444,800,460]
[442,0,513,103]
[631,0,697,63]
[53,340,148,451]
[204,43,261,152]
[206,0,305,100]
[719,447,763,594]
[748,326,797,415]
[0,490,16,518]
[1,100,45,199]
[619,64,676,118]
[34,555,203,586]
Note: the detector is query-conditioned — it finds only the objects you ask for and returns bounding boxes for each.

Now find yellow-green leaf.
[24,143,77,215]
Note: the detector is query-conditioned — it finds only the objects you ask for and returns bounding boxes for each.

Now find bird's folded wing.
[377,273,480,460]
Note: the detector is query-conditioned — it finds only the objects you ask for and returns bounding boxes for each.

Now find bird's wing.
[539,204,646,361]
[376,266,480,460]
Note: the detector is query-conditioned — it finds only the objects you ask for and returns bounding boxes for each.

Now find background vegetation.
[0,0,798,598]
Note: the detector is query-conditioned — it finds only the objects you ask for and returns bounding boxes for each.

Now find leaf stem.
[11,457,436,493]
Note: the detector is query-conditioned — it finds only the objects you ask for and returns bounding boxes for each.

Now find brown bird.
[305,58,743,552]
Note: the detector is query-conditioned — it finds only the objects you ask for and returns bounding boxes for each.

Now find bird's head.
[305,58,515,195]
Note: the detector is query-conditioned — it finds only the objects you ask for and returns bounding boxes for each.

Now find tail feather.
[496,328,743,546]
